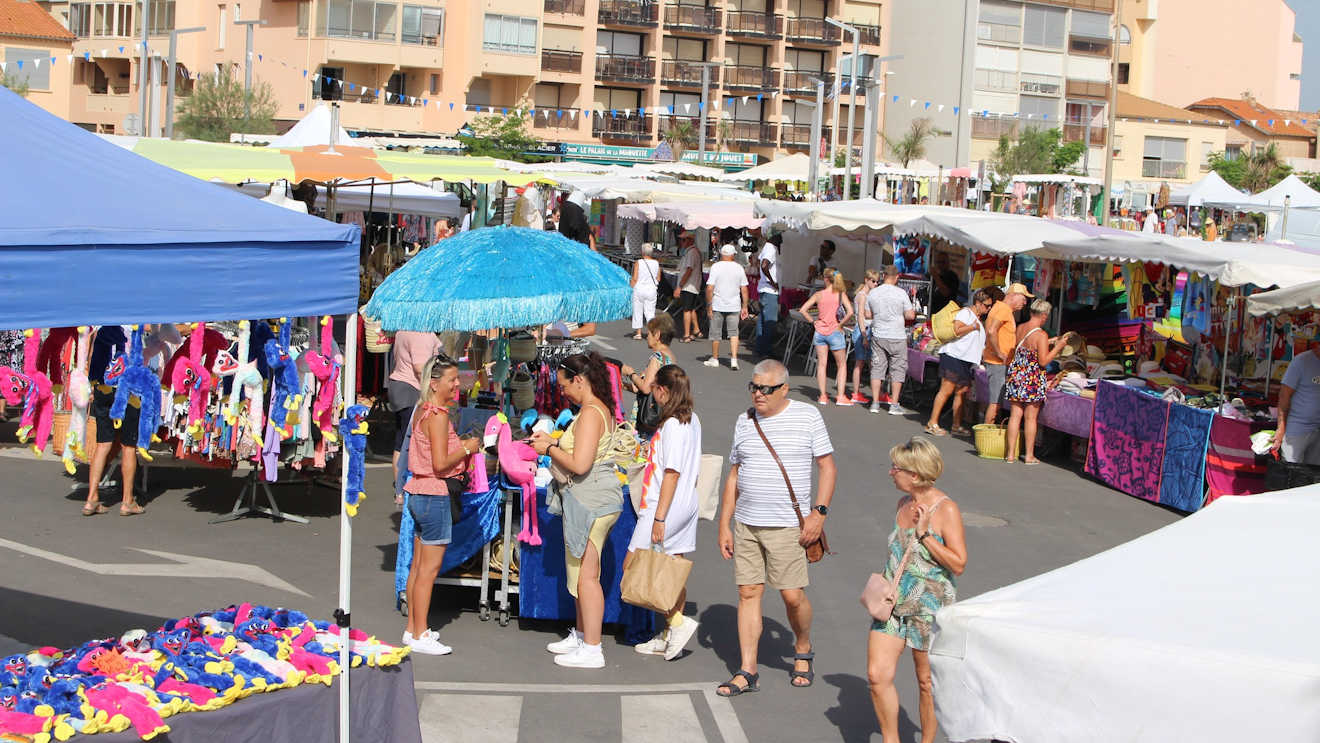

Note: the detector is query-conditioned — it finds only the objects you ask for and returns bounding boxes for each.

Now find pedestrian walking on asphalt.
[403,354,482,656]
[756,233,782,358]
[675,232,705,344]
[925,289,992,437]
[865,266,917,416]
[621,315,676,439]
[530,352,626,669]
[799,268,855,406]
[627,365,703,661]
[629,243,661,339]
[1004,300,1070,465]
[704,244,750,371]
[849,269,881,405]
[716,360,836,696]
[83,325,146,517]
[982,283,1031,425]
[869,437,967,743]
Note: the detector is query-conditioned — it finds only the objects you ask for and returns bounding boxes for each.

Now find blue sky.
[1293,0,1320,110]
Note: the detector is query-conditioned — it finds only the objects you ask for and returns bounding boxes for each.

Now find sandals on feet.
[790,650,815,688]
[81,502,109,517]
[120,502,145,517]
[715,670,759,697]
[951,426,971,436]
[924,424,947,437]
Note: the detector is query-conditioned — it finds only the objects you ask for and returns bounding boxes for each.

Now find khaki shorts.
[733,521,809,590]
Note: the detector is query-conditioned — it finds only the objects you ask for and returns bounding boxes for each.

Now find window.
[483,14,537,55]
[402,5,443,46]
[5,48,52,90]
[467,77,492,106]
[726,42,767,67]
[534,82,566,108]
[1225,144,1243,161]
[974,68,1016,92]
[1070,11,1110,39]
[660,90,700,111]
[782,99,814,125]
[1019,94,1058,127]
[1117,62,1129,85]
[133,0,174,34]
[1022,5,1065,49]
[785,48,825,72]
[70,2,135,37]
[320,0,398,41]
[977,1,1021,44]
[731,98,764,121]
[1118,24,1130,44]
[1201,141,1214,171]
[430,73,440,95]
[662,36,705,60]
[598,30,643,56]
[1112,134,1122,157]
[297,1,309,37]
[218,5,226,48]
[1143,136,1187,179]
[386,71,407,105]
[595,86,641,111]
[233,2,241,21]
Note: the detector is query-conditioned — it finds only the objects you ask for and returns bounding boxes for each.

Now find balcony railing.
[729,121,778,145]
[724,65,778,91]
[544,0,585,14]
[784,17,840,44]
[596,54,656,83]
[661,60,719,87]
[664,4,721,33]
[1142,160,1185,179]
[542,49,583,73]
[1066,79,1110,99]
[1020,73,1062,96]
[1063,124,1108,147]
[782,70,832,96]
[780,123,830,150]
[1032,0,1114,11]
[598,0,659,27]
[726,10,782,39]
[533,111,577,129]
[971,116,1019,140]
[856,23,882,46]
[594,113,654,142]
[657,113,714,141]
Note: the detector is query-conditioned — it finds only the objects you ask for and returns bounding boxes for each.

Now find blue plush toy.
[338,404,369,517]
[263,320,302,440]
[108,325,163,461]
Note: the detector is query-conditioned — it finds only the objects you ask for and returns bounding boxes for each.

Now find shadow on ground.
[0,586,172,649]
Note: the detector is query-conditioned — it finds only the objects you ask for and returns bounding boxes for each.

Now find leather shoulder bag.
[746,408,829,563]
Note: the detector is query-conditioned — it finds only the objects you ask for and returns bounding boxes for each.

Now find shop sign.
[532,142,758,167]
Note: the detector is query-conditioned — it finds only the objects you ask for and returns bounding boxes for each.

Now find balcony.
[726,10,782,39]
[593,113,654,142]
[599,0,659,28]
[661,60,719,87]
[1066,79,1110,99]
[596,54,656,84]
[542,49,583,74]
[534,111,578,129]
[657,113,714,141]
[664,4,721,34]
[782,70,832,97]
[780,123,830,150]
[1020,73,1062,96]
[784,17,840,45]
[544,0,585,14]
[1032,0,1115,11]
[724,65,778,91]
[729,121,778,146]
[1142,160,1186,180]
[972,116,1019,140]
[1063,124,1108,147]
[856,24,882,46]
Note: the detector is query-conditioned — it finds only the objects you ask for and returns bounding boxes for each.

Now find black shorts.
[713,311,739,340]
[677,290,702,314]
[394,406,413,452]
[938,355,976,387]
[90,386,139,447]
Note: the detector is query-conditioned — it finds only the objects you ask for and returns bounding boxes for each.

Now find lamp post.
[687,61,720,165]
[235,18,267,132]
[164,26,205,139]
[137,0,149,133]
[805,79,824,199]
[825,17,859,199]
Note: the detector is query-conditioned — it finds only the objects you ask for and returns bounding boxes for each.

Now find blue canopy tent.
[0,87,368,742]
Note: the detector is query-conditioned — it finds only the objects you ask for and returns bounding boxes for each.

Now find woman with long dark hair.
[627,365,703,661]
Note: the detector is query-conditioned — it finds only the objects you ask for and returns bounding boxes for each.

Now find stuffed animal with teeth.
[62,327,92,474]
[263,319,302,440]
[10,330,54,456]
[302,316,342,443]
[170,323,214,439]
[108,326,163,462]
[338,404,369,516]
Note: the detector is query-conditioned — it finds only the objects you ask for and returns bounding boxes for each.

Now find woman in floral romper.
[1005,299,1070,465]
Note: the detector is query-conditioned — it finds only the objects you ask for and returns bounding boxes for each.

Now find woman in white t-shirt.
[925,289,992,437]
[627,364,703,661]
[630,244,662,340]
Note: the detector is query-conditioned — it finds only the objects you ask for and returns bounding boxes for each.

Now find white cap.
[720,243,737,256]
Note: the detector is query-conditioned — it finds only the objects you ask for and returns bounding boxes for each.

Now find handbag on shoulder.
[745,408,829,562]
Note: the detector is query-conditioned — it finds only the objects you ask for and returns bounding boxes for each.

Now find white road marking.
[590,336,618,351]
[0,538,309,596]
[621,694,704,743]
[419,693,521,743]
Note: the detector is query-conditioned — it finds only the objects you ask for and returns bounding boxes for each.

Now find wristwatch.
[813,505,828,516]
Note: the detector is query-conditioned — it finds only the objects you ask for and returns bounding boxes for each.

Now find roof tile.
[1187,97,1315,139]
[0,0,76,43]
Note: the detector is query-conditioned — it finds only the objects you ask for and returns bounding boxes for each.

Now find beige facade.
[39,0,887,162]
[1111,93,1226,189]
[1,0,75,122]
[1118,0,1303,112]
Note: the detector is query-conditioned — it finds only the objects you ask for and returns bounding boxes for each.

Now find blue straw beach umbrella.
[364,226,632,332]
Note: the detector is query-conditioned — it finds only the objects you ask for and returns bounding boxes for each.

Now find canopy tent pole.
[1219,293,1235,396]
[1264,318,1275,398]
[337,313,359,743]
[1056,261,1068,336]
[1004,255,1014,293]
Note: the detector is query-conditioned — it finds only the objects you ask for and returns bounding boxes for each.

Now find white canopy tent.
[1208,173,1320,211]
[718,152,812,182]
[314,178,461,219]
[616,201,762,230]
[931,487,1320,743]
[1032,233,1320,288]
[266,104,353,149]
[1246,279,1320,316]
[631,161,727,180]
[1168,171,1245,207]
[554,176,756,202]
[1010,173,1103,187]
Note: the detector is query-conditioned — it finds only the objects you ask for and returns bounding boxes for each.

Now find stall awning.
[718,153,813,182]
[1034,233,1320,288]
[1246,279,1320,316]
[617,201,763,230]
[1207,173,1320,211]
[315,178,461,219]
[555,176,757,202]
[1168,171,1246,207]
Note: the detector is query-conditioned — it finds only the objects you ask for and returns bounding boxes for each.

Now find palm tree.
[716,119,734,152]
[663,119,697,160]
[1241,143,1289,193]
[884,117,936,168]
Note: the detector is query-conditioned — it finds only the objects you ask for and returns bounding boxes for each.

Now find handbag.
[361,310,394,354]
[861,496,947,621]
[620,546,693,614]
[746,408,830,562]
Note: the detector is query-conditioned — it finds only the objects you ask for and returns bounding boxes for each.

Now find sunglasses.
[748,381,786,396]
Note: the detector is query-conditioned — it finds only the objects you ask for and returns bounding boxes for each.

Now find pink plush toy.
[82,681,170,740]
[11,330,54,456]
[63,327,92,474]
[302,316,342,443]
[170,323,214,437]
[483,412,540,545]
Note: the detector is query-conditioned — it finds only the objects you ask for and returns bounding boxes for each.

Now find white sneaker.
[889,404,911,416]
[729,359,740,371]
[664,617,699,661]
[554,643,605,669]
[546,628,582,655]
[870,403,883,414]
[703,357,720,368]
[407,629,452,656]
[634,631,669,656]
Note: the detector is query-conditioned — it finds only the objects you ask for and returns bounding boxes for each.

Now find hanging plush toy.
[483,412,541,545]
[263,319,302,440]
[223,321,265,445]
[62,327,92,474]
[338,404,369,516]
[302,316,342,443]
[170,323,214,438]
[14,330,54,456]
[35,326,77,394]
[109,326,163,462]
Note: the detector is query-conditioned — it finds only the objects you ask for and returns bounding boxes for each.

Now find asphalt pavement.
[0,320,1180,742]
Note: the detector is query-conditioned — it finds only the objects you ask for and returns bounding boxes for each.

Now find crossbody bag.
[860,496,947,621]
[746,408,829,563]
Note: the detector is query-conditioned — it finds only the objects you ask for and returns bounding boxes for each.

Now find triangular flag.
[667,105,674,114]
[376,88,382,97]
[1235,119,1241,126]
[65,55,72,64]
[757,94,763,102]
[303,69,308,77]
[742,96,749,104]
[348,82,355,91]
[1268,119,1275,126]
[684,103,692,113]
[100,49,108,58]
[118,46,125,54]
[1285,119,1291,125]
[257,54,262,61]
[569,109,577,120]
[909,98,916,107]
[937,104,944,112]
[83,52,90,61]
[311,73,319,81]
[15,60,22,70]
[557,109,563,117]
[502,107,508,115]
[893,95,899,103]
[611,109,618,117]
[1153,118,1159,123]
[1250,119,1257,127]
[953,107,959,115]
[0,62,5,73]
[449,102,454,110]
[924,101,931,110]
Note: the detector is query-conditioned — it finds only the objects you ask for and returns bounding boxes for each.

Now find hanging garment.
[1034,259,1056,299]
[1182,275,1212,337]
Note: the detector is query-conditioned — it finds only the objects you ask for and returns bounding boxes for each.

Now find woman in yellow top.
[530,352,625,669]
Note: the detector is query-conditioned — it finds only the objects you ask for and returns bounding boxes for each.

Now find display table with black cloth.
[94,659,422,743]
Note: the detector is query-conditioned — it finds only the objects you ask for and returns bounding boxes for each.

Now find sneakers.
[870,402,883,414]
[405,629,452,656]
[889,404,912,416]
[850,393,871,404]
[634,631,669,656]
[554,643,605,669]
[730,359,740,371]
[817,395,829,405]
[836,396,853,406]
[664,616,699,661]
[546,628,582,655]
[703,357,720,368]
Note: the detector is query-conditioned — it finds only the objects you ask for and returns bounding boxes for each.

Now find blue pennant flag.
[1268,119,1275,126]
[257,54,262,61]
[83,52,90,60]
[638,106,644,115]
[698,102,704,110]
[348,82,355,91]
[1235,119,1241,125]
[892,95,899,103]
[119,46,125,54]
[558,109,563,116]
[503,107,508,115]
[667,105,673,114]
[449,102,454,110]
[14,60,21,70]
[757,94,763,101]
[302,69,307,77]
[953,107,960,115]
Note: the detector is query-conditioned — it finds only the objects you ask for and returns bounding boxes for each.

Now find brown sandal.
[81,502,109,516]
[120,502,145,517]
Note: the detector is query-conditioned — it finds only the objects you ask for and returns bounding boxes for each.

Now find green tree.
[715,119,734,152]
[1209,145,1292,192]
[1207,151,1247,188]
[456,111,541,160]
[1052,139,1087,173]
[990,127,1086,186]
[662,118,696,160]
[883,117,935,167]
[0,70,29,97]
[174,65,277,141]
[1298,171,1320,192]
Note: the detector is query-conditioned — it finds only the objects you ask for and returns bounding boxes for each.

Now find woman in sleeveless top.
[403,355,482,656]
[630,244,662,339]
[530,352,626,669]
[799,268,855,406]
[869,437,967,743]
[1004,299,1069,465]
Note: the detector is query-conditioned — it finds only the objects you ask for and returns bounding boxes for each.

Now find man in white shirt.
[756,234,783,358]
[717,360,835,697]
[705,244,750,371]
[864,266,916,416]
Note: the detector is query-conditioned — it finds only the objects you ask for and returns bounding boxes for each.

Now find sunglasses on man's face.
[748,381,786,396]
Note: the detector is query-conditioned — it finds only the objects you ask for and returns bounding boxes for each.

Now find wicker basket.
[972,424,1023,460]
[362,312,394,354]
[82,417,97,461]
[51,412,71,456]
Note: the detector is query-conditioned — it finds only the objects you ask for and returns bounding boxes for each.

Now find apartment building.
[34,0,885,165]
[1,0,75,120]
[1111,91,1227,207]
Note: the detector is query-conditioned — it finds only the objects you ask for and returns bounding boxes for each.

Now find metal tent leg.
[211,469,309,524]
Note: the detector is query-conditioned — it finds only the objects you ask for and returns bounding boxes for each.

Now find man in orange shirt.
[982,283,1031,424]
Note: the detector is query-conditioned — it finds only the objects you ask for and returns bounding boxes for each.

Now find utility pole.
[829,77,841,194]
[137,0,149,134]
[808,78,824,199]
[698,64,710,164]
[1100,0,1122,226]
[164,26,205,139]
[235,19,267,133]
[827,18,860,199]
[860,62,881,199]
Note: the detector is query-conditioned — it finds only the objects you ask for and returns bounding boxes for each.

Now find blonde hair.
[417,353,459,410]
[830,270,847,294]
[889,436,944,487]
[1029,298,1053,317]
[864,268,881,283]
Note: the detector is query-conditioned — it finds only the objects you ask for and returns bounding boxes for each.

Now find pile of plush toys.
[0,604,408,742]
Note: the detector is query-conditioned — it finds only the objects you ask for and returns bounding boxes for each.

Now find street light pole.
[808,79,824,199]
[164,26,205,140]
[235,19,267,132]
[137,0,149,133]
[698,64,710,164]
[1100,0,1122,226]
[826,18,859,199]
